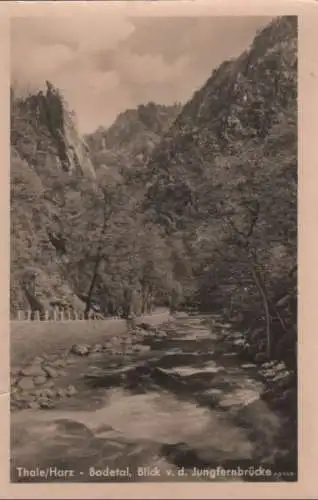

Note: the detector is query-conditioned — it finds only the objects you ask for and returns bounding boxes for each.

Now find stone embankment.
[10,318,170,412]
[217,326,297,415]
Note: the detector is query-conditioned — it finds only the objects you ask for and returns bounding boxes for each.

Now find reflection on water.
[11,316,296,482]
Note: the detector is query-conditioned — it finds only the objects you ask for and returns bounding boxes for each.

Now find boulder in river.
[34,375,47,385]
[33,356,45,364]
[11,368,22,377]
[198,388,224,408]
[71,344,90,356]
[162,363,225,378]
[35,388,56,399]
[21,365,46,377]
[272,370,294,386]
[137,322,152,331]
[18,392,36,403]
[41,380,55,389]
[66,385,77,397]
[56,388,67,398]
[43,366,59,378]
[254,352,268,363]
[38,397,55,409]
[26,401,40,410]
[231,332,245,340]
[174,312,189,319]
[17,377,35,391]
[90,344,103,353]
[233,338,247,347]
[218,388,260,411]
[133,344,151,353]
[49,359,67,368]
[203,388,223,396]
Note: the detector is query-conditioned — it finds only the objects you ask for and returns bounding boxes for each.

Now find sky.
[11,14,272,134]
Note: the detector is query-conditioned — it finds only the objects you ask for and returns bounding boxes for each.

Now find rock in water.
[70,344,90,356]
[66,385,77,397]
[34,375,47,385]
[21,365,46,377]
[43,366,59,378]
[17,377,35,391]
[174,312,189,319]
[38,397,55,409]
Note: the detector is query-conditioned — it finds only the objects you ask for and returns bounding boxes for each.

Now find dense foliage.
[11,16,297,367]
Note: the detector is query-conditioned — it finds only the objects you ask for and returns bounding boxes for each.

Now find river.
[11,314,297,482]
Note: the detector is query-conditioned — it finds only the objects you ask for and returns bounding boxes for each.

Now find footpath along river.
[11,314,296,482]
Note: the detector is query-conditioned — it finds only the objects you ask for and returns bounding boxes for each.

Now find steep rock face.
[11,81,95,180]
[142,15,297,340]
[10,15,297,331]
[144,16,297,225]
[10,82,94,315]
[85,102,181,174]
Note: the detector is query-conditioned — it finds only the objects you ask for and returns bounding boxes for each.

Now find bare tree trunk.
[249,261,271,358]
[84,190,114,319]
[122,288,132,319]
[141,284,147,314]
[141,285,146,314]
[147,286,154,313]
[84,256,102,319]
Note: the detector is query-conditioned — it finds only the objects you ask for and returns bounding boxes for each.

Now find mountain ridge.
[11,15,297,361]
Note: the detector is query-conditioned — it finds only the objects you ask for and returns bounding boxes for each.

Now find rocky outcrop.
[141,16,297,372]
[11,82,97,313]
[85,102,181,174]
[11,81,95,179]
[144,16,297,225]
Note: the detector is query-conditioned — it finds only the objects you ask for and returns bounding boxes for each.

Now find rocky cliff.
[144,16,297,226]
[11,81,95,180]
[11,15,297,349]
[11,81,96,315]
[85,102,181,174]
[142,16,297,364]
[10,89,180,316]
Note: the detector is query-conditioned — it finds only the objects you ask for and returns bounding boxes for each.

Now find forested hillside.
[11,16,297,368]
[85,102,181,174]
[11,81,96,315]
[143,15,297,366]
[10,85,181,318]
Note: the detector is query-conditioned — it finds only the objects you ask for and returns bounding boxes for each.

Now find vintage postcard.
[1,0,317,498]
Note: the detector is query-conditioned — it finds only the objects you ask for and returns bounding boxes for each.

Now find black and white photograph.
[10,9,297,483]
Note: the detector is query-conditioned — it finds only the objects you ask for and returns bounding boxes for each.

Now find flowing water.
[11,315,296,482]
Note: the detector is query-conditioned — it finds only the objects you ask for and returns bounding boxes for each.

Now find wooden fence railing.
[10,309,123,321]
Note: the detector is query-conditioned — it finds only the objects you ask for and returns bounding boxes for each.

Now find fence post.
[17,310,22,321]
[53,308,57,322]
[35,310,40,321]
[27,309,32,321]
[60,310,64,322]
[74,310,78,321]
[45,310,49,321]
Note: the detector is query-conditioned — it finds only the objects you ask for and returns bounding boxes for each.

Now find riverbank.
[11,314,297,482]
[10,322,165,412]
[210,316,297,474]
[212,317,297,414]
[10,309,171,367]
